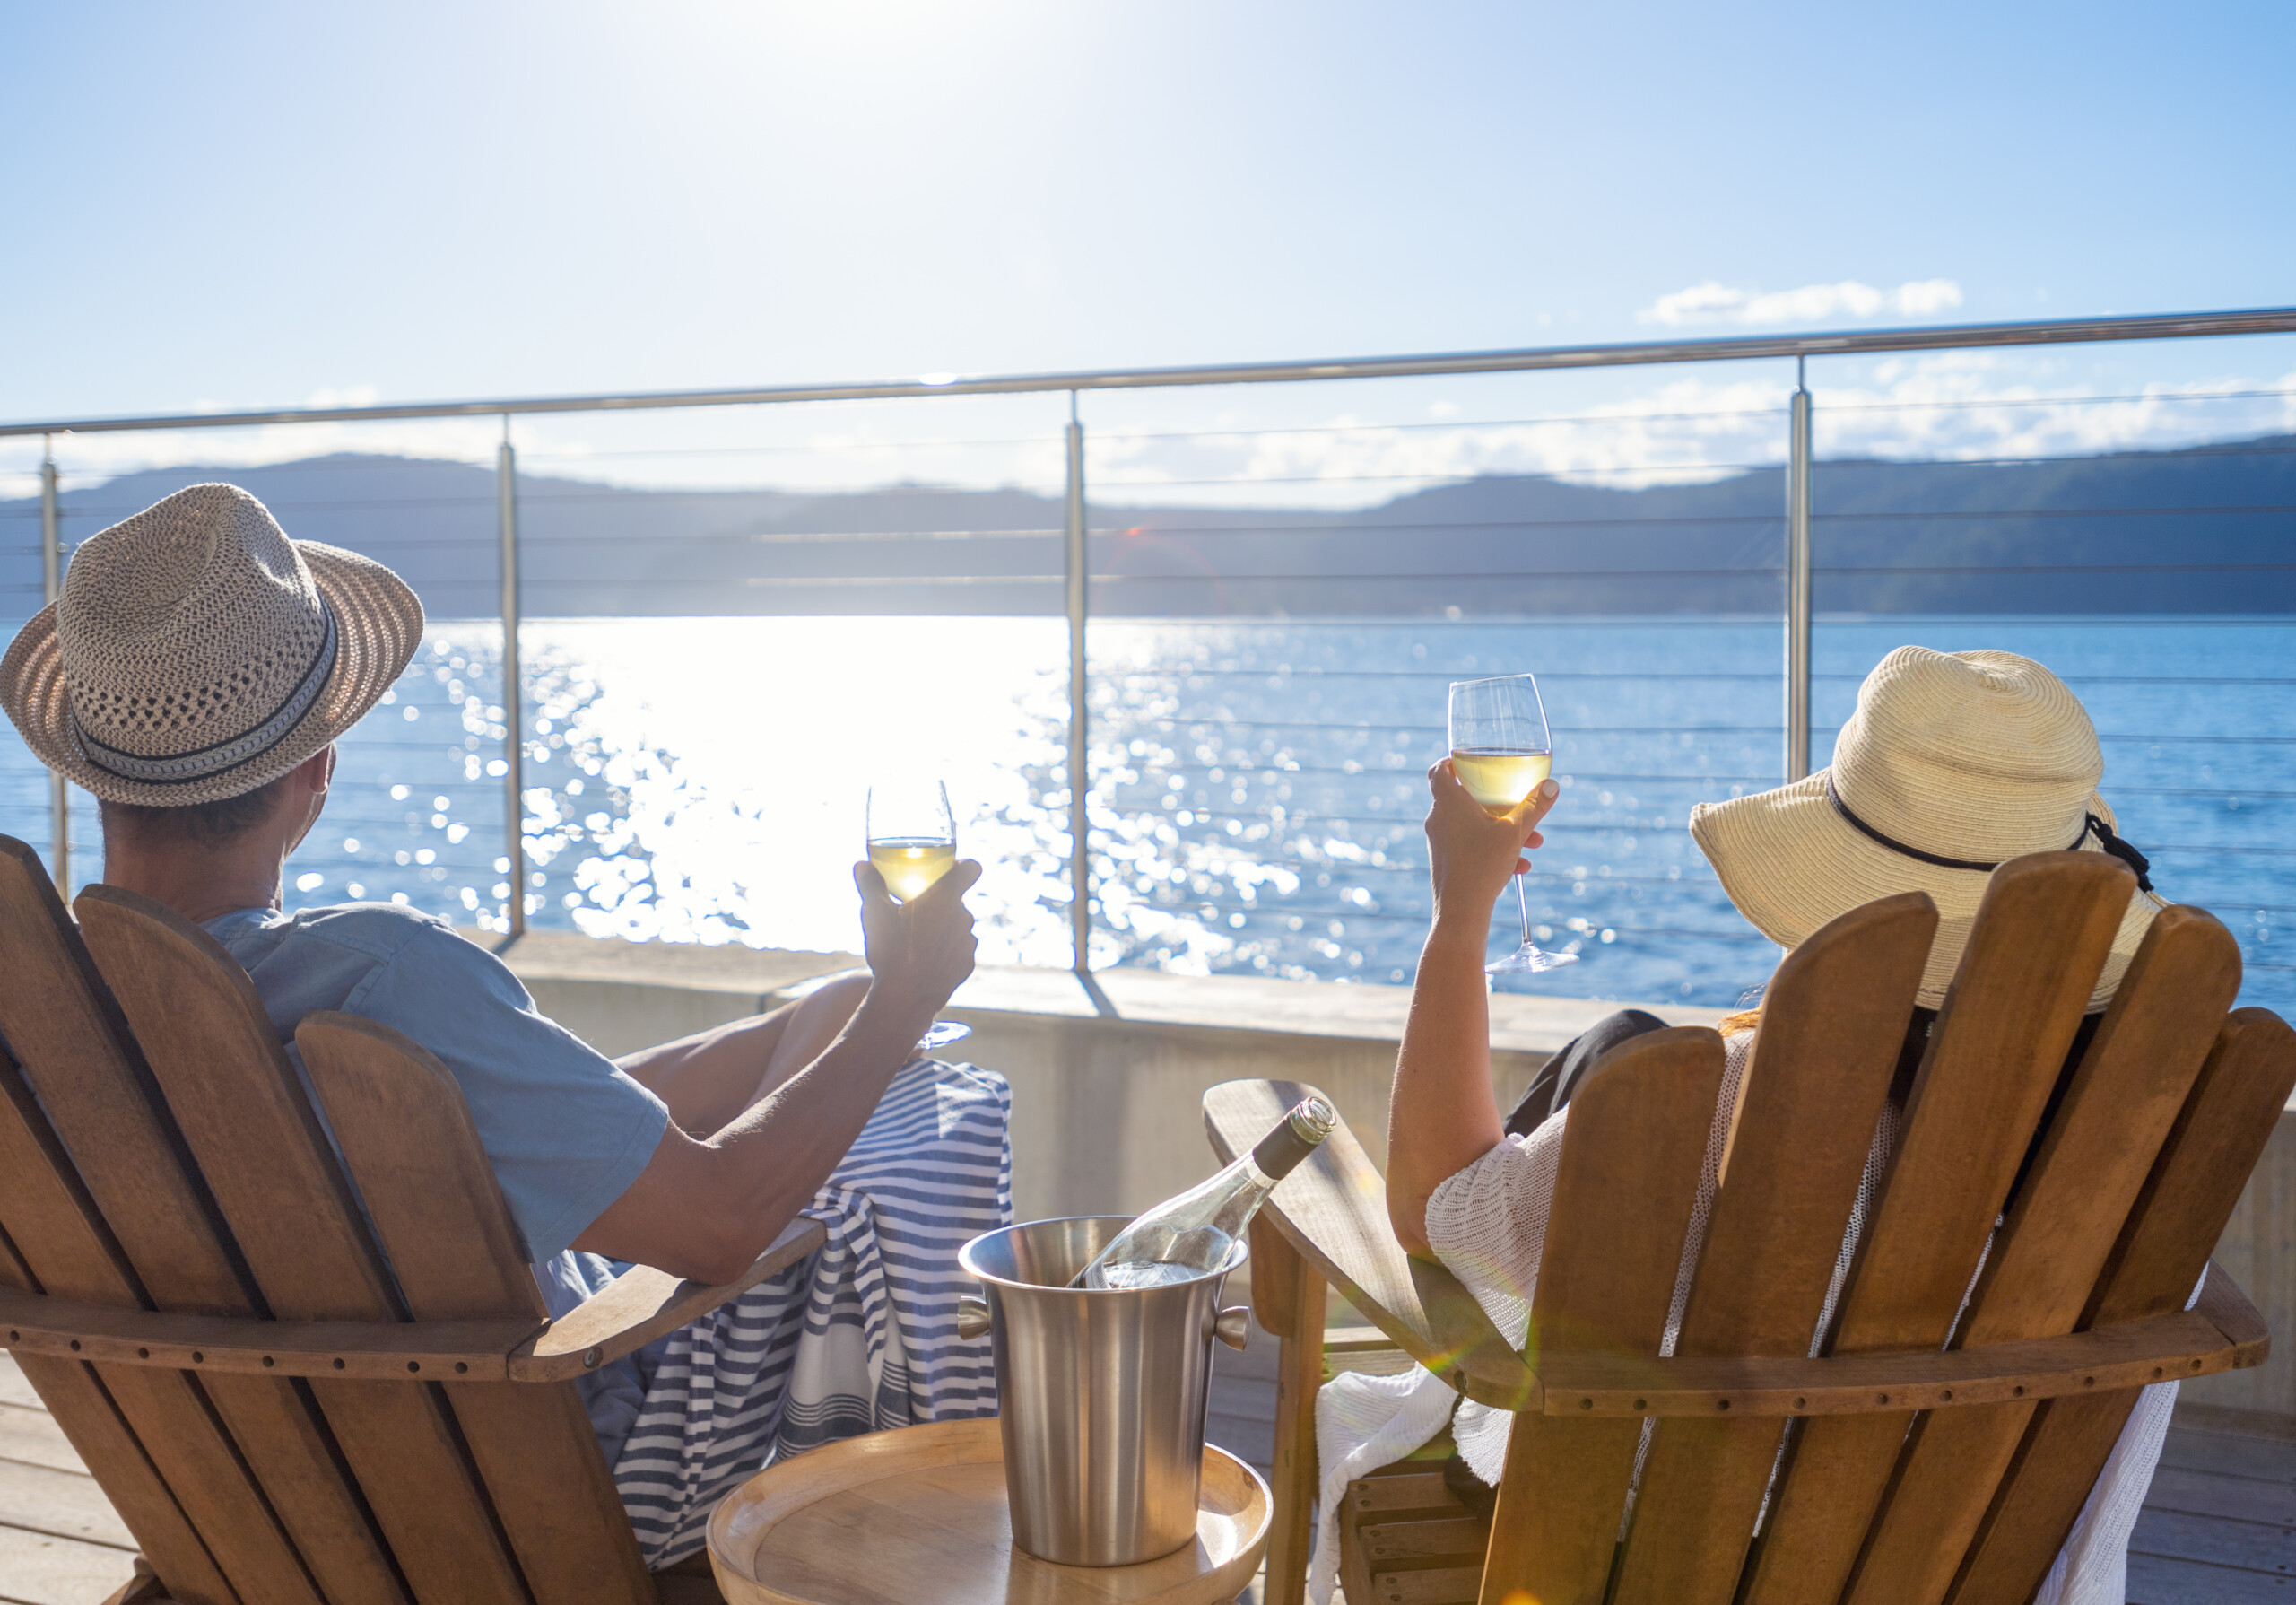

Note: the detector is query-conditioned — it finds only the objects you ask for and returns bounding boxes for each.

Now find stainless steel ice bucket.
[956,1216,1250,1566]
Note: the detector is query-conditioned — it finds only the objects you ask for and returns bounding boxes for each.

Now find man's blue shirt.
[202,901,670,1461]
[203,903,668,1262]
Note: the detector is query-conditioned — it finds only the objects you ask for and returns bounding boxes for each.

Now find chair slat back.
[1950,1006,2296,1605]
[0,841,251,1310]
[1476,1025,1725,1605]
[0,840,401,1605]
[1842,903,2240,1605]
[1742,851,2136,1603]
[1612,891,1936,1605]
[297,1012,654,1605]
[0,1056,251,1605]
[75,885,537,1605]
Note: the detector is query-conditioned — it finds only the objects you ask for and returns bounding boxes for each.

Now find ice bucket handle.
[1213,1306,1251,1352]
[954,1292,1247,1349]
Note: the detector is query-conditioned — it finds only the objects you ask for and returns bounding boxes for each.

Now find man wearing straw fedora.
[1306,647,2171,1605]
[1,483,1013,1568]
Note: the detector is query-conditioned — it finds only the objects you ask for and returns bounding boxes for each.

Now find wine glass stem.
[1515,871,1534,950]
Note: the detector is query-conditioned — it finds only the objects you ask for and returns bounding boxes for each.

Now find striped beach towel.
[613,1056,1013,1567]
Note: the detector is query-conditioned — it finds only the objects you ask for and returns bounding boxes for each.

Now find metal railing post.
[39,439,66,890]
[497,422,526,938]
[1785,362,1813,782]
[1064,396,1092,980]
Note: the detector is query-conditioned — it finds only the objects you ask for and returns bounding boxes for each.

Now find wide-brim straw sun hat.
[0,484,423,807]
[1689,645,2162,1011]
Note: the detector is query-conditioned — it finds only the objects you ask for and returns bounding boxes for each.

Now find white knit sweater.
[1309,1032,2178,1605]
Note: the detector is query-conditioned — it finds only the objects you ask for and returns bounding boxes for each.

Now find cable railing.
[3,306,2293,1010]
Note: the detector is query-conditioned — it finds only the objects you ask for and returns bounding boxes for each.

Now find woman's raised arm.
[1386,762,1559,1254]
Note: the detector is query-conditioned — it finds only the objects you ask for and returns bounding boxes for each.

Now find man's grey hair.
[99,774,293,846]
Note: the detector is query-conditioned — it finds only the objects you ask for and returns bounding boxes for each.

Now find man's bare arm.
[616,973,872,1139]
[572,862,979,1282]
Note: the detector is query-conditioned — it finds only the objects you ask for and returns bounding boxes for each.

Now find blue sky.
[3,0,2290,494]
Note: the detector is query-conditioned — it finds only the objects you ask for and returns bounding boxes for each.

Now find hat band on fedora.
[71,603,340,787]
[1824,772,2154,892]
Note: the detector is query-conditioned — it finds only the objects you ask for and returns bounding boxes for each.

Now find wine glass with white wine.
[865,778,971,1051]
[1448,673,1577,974]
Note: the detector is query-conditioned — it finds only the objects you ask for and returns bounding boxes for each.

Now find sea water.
[7,615,2287,1017]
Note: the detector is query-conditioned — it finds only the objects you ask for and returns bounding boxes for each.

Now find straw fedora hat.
[0,484,422,807]
[1689,646,2161,1011]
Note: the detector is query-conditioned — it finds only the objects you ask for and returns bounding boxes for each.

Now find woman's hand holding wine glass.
[1423,755,1558,946]
[1444,672,1576,973]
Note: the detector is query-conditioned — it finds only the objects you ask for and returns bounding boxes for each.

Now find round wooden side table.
[707,1418,1272,1605]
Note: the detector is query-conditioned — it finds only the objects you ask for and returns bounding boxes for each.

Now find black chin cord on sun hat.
[2084,814,2156,892]
[1823,773,2153,893]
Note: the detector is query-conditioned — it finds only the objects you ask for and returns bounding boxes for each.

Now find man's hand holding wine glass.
[854,851,982,1044]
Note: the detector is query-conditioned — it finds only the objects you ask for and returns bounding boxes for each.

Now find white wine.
[869,838,957,902]
[1450,748,1552,815]
[1073,1097,1338,1289]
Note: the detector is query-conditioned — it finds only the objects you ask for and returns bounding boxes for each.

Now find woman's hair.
[99,774,292,847]
[1715,981,1769,1038]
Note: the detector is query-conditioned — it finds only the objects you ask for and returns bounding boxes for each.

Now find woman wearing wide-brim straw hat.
[1693,643,2165,1016]
[1343,645,2169,1605]
[1394,644,2165,1182]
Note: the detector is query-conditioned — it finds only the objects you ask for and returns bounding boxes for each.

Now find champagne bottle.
[1073,1096,1338,1289]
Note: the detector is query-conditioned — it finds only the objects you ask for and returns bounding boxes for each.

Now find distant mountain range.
[4,435,2289,618]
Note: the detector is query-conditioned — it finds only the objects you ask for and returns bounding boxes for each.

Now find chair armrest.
[2195,1256,2270,1364]
[0,1284,540,1379]
[1538,1301,2257,1417]
[1205,1078,1537,1409]
[1206,1085,2277,1424]
[509,1216,829,1381]
[0,1216,830,1383]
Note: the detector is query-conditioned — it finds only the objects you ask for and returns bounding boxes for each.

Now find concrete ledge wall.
[493,929,1721,1224]
[497,930,2294,1416]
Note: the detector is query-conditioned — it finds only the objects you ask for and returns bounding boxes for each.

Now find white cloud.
[5,350,2289,516]
[305,384,383,410]
[1639,277,1964,328]
[1079,355,2296,509]
[0,414,505,489]
[1891,279,1965,317]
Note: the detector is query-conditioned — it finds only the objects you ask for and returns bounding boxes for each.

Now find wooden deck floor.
[1,1345,2289,1604]
[0,1355,137,1605]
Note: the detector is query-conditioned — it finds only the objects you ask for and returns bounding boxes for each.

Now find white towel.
[1308,1365,1460,1605]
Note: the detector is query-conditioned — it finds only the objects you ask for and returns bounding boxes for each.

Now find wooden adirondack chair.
[1207,851,2295,1605]
[0,834,829,1605]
